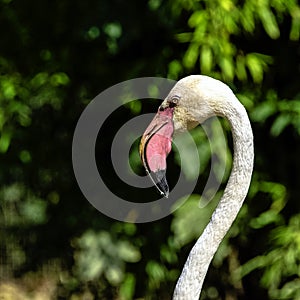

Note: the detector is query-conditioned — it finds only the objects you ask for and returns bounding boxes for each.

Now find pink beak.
[139,107,174,197]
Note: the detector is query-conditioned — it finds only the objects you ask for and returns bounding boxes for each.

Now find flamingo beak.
[139,107,174,198]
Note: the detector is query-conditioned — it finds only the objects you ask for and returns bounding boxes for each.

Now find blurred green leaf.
[250,101,276,122]
[0,129,11,153]
[220,56,235,81]
[270,114,291,136]
[87,26,100,40]
[19,150,31,163]
[104,22,122,39]
[290,7,300,40]
[258,6,280,39]
[168,60,183,79]
[235,55,247,81]
[30,72,49,88]
[50,72,70,86]
[118,241,141,263]
[20,196,48,224]
[183,43,199,69]
[146,260,165,282]
[246,53,264,83]
[119,273,136,300]
[200,45,213,74]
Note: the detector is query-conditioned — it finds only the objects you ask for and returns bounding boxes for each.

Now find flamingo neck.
[173,95,254,300]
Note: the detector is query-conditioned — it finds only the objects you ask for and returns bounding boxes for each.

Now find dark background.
[0,0,300,299]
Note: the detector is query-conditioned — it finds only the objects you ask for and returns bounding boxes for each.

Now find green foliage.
[119,273,136,300]
[170,0,299,82]
[251,90,300,136]
[0,0,299,299]
[237,214,300,299]
[73,230,140,285]
[1,183,48,226]
[0,68,69,153]
[171,194,221,246]
[248,180,286,228]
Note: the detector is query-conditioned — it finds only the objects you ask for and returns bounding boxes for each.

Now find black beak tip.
[149,169,169,198]
[158,186,169,198]
[162,190,169,198]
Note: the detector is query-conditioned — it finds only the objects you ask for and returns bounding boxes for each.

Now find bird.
[139,75,254,299]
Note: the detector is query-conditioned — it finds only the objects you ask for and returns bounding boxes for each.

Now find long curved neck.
[173,95,254,299]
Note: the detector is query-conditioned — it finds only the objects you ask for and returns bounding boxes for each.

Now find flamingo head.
[139,76,216,197]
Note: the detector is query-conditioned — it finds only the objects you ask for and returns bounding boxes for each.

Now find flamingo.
[139,75,254,299]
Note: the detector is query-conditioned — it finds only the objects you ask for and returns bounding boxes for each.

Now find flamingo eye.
[168,95,180,108]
